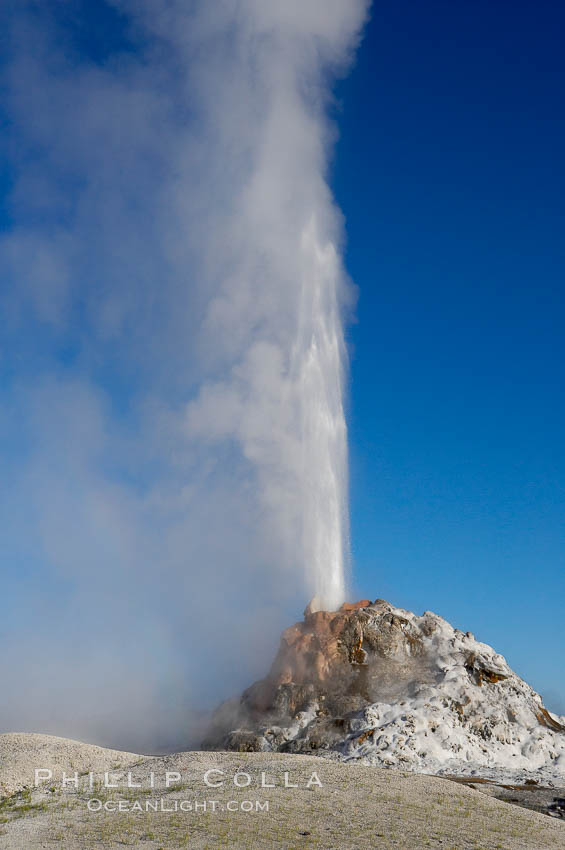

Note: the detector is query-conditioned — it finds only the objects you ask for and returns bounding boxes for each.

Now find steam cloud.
[0,0,369,751]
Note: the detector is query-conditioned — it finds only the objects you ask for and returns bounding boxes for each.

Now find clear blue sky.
[333,1,565,712]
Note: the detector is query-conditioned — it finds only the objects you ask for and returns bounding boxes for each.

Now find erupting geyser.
[188,212,350,611]
[184,1,371,612]
[290,218,349,610]
[0,0,370,747]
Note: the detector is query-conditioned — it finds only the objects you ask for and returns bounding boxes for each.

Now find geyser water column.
[184,0,370,612]
[293,217,349,610]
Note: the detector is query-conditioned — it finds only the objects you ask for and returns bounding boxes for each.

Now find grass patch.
[0,790,48,823]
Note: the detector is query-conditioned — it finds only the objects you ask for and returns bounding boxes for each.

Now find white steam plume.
[145,0,367,609]
[0,0,369,749]
[183,92,352,612]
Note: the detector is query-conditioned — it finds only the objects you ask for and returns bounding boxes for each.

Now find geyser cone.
[204,598,565,784]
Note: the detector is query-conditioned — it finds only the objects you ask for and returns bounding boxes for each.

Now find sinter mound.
[204,598,565,784]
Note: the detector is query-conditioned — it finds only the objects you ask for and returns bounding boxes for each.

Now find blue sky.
[334,1,565,712]
[0,0,563,749]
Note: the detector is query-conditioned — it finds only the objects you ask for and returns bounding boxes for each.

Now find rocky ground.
[0,735,564,849]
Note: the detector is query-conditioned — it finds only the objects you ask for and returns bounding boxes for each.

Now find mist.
[0,0,369,752]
